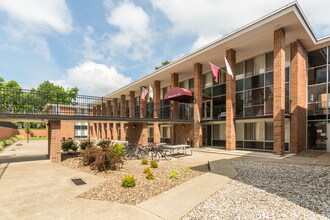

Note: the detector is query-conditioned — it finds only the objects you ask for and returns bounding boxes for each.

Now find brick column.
[112,122,118,140]
[141,123,148,146]
[193,63,203,148]
[226,49,236,151]
[273,28,286,155]
[113,98,118,117]
[101,103,106,116]
[48,120,61,163]
[129,91,135,117]
[153,122,160,143]
[153,81,161,118]
[290,40,307,154]
[120,122,126,141]
[121,95,126,117]
[96,105,101,116]
[171,73,179,119]
[140,87,146,118]
[106,100,112,116]
[92,106,97,116]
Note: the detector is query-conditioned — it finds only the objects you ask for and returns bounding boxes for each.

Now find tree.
[1,80,23,113]
[155,60,171,70]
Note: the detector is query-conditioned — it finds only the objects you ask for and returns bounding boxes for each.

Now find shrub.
[97,139,111,150]
[122,175,136,188]
[80,146,100,165]
[184,168,192,173]
[112,143,126,156]
[145,171,154,180]
[143,167,151,174]
[80,139,94,150]
[0,141,4,150]
[168,170,179,179]
[4,139,13,146]
[141,157,148,165]
[150,160,158,168]
[61,139,78,153]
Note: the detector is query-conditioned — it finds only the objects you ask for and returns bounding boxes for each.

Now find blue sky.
[0,0,329,96]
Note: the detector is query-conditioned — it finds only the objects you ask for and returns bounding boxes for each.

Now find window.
[308,48,327,68]
[254,54,265,74]
[265,122,273,141]
[74,122,88,138]
[236,62,244,80]
[266,52,274,72]
[236,123,244,140]
[244,122,264,141]
[236,79,243,92]
[245,74,264,90]
[148,126,154,138]
[203,72,213,88]
[308,84,327,103]
[236,93,243,117]
[285,46,290,68]
[213,96,226,119]
[245,58,254,77]
[213,84,226,96]
[202,100,212,119]
[213,124,225,140]
[308,66,327,85]
[161,126,170,138]
[161,86,169,99]
[265,87,273,114]
[265,71,273,86]
[244,89,264,106]
[189,78,194,90]
[219,68,226,84]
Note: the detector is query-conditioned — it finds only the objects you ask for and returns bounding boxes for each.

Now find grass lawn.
[22,136,48,141]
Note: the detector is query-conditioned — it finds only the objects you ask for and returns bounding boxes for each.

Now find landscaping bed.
[61,156,204,205]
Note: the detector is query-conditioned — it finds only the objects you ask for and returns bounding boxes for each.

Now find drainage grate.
[71,178,86,185]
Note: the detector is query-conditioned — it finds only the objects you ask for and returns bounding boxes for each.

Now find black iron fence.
[0,88,194,120]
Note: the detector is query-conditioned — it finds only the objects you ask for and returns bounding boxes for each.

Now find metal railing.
[0,88,194,121]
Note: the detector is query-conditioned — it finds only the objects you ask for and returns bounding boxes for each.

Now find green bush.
[61,140,78,153]
[141,157,148,165]
[150,160,158,168]
[184,168,192,173]
[97,139,111,150]
[80,139,94,150]
[4,139,13,146]
[0,141,5,148]
[145,171,154,180]
[122,175,136,188]
[143,167,151,174]
[112,143,126,156]
[168,170,179,179]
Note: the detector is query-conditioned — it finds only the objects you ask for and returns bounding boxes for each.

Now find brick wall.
[174,124,194,145]
[60,121,75,139]
[129,91,135,117]
[48,120,61,163]
[127,123,148,146]
[153,81,160,118]
[273,28,286,155]
[0,126,18,139]
[290,40,307,154]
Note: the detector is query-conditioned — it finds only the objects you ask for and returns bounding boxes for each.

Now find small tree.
[24,122,31,143]
[155,60,171,70]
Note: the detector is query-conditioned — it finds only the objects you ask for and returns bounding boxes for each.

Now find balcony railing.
[0,88,194,121]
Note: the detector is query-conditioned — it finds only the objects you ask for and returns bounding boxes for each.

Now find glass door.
[202,100,212,119]
[202,126,207,146]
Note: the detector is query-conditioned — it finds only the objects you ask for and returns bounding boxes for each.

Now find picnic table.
[164,144,192,157]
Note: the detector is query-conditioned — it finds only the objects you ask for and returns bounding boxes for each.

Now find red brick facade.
[153,81,160,118]
[290,40,307,154]
[48,120,61,163]
[225,49,236,151]
[273,28,286,155]
[129,91,135,117]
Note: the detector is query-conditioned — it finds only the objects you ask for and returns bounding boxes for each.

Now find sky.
[0,0,329,96]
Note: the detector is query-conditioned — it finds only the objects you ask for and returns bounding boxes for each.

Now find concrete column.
[121,95,126,117]
[290,40,307,154]
[153,122,160,143]
[140,87,146,118]
[153,81,161,118]
[273,28,286,155]
[113,98,118,117]
[193,63,203,148]
[171,73,179,119]
[120,122,126,141]
[48,120,61,163]
[112,122,118,140]
[129,91,135,117]
[226,49,236,151]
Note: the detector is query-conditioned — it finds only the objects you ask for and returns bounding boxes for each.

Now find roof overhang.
[106,2,330,99]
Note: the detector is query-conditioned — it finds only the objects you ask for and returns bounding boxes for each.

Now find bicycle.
[151,144,172,161]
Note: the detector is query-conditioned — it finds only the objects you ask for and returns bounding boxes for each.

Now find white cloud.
[150,0,330,50]
[104,1,153,61]
[61,61,132,96]
[0,0,72,34]
[82,26,104,62]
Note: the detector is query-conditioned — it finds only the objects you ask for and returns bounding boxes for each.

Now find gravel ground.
[183,161,330,220]
[61,156,204,205]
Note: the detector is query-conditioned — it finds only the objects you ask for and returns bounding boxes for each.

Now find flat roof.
[106,2,330,99]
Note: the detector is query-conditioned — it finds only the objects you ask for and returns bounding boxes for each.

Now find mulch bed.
[61,156,205,205]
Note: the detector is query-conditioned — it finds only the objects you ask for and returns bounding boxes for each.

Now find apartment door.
[202,125,212,146]
[202,126,207,146]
